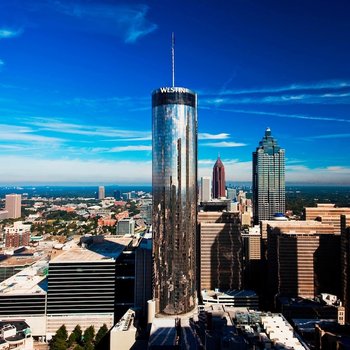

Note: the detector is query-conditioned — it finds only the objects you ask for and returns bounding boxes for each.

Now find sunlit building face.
[152,87,197,315]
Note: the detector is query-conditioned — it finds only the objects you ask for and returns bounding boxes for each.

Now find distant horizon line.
[0,182,350,187]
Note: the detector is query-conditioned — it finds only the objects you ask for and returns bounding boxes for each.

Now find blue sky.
[0,0,349,184]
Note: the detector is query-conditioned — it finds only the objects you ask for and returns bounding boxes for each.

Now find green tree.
[73,345,84,350]
[84,342,94,350]
[72,324,83,345]
[83,325,95,344]
[55,324,68,341]
[50,338,67,350]
[95,324,108,346]
[68,332,76,347]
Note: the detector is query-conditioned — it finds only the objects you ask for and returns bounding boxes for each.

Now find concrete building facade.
[5,194,22,219]
[267,221,340,301]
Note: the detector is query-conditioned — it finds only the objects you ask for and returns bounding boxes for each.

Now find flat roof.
[50,236,133,263]
[0,260,48,296]
[0,255,39,267]
[202,289,258,298]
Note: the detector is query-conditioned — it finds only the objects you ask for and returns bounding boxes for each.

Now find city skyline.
[0,0,350,184]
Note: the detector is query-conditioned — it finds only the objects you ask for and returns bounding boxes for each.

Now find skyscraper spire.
[171,32,175,87]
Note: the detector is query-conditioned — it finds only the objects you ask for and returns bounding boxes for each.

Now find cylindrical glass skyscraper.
[152,86,197,315]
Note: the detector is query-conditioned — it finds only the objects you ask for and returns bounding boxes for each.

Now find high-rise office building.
[47,236,132,333]
[340,215,350,322]
[304,203,350,234]
[5,194,22,219]
[116,218,135,236]
[267,221,340,300]
[200,176,211,202]
[152,86,197,315]
[198,212,242,291]
[252,128,285,224]
[226,187,237,201]
[212,156,226,198]
[98,186,105,200]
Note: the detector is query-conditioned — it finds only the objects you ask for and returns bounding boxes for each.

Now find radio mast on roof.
[172,32,175,87]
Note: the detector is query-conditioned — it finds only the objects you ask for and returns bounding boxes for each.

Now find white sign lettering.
[159,87,188,93]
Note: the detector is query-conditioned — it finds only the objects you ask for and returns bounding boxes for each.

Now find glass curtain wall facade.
[152,87,197,315]
[253,128,285,224]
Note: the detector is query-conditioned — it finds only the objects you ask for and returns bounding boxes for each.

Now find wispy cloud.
[51,2,157,43]
[201,92,350,105]
[199,133,230,140]
[201,107,350,124]
[198,158,240,165]
[206,80,350,96]
[0,28,22,39]
[201,80,350,105]
[202,141,247,147]
[29,118,150,139]
[0,124,63,143]
[305,133,350,140]
[198,159,252,181]
[0,59,4,67]
[107,145,151,152]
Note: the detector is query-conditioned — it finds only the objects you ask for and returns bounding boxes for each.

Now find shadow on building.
[208,213,242,291]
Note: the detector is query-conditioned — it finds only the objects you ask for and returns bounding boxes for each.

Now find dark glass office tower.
[252,128,285,224]
[212,156,226,198]
[152,86,197,315]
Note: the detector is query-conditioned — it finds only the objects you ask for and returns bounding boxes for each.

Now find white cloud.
[51,2,157,43]
[202,141,247,147]
[0,156,152,184]
[0,155,348,184]
[306,133,350,140]
[107,145,151,152]
[205,80,350,96]
[0,28,22,39]
[0,124,63,143]
[29,119,150,139]
[198,160,252,181]
[201,92,350,106]
[286,165,350,184]
[201,107,350,124]
[199,133,230,140]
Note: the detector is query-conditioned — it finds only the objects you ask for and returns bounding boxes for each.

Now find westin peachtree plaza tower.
[152,86,198,315]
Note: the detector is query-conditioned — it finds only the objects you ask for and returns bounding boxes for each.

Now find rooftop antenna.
[171,32,175,87]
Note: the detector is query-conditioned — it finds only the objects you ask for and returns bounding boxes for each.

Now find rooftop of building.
[0,320,31,344]
[266,220,335,234]
[305,204,350,211]
[50,236,133,263]
[112,309,136,332]
[213,156,224,168]
[202,289,258,299]
[0,254,40,267]
[148,305,307,350]
[0,260,48,295]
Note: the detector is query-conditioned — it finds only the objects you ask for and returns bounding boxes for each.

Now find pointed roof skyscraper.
[212,155,226,198]
[252,128,285,223]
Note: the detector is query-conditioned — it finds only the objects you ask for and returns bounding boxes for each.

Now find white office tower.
[5,194,22,219]
[201,176,211,202]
